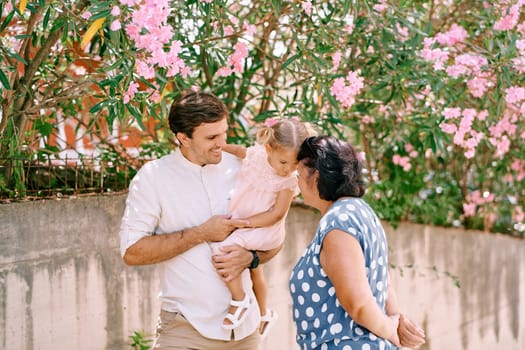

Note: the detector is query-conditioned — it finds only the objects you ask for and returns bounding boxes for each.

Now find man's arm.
[123,215,249,265]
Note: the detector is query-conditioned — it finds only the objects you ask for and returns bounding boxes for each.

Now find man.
[120,90,279,349]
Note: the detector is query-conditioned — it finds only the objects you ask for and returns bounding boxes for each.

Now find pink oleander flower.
[512,57,525,73]
[392,154,411,171]
[120,0,139,6]
[436,23,468,46]
[494,4,521,31]
[505,86,525,105]
[224,25,234,36]
[362,115,373,124]
[440,122,457,134]
[463,202,477,217]
[329,71,364,109]
[265,117,279,127]
[419,38,449,70]
[513,206,525,223]
[243,23,256,36]
[111,6,121,16]
[396,23,409,42]
[443,107,462,119]
[332,51,342,71]
[301,0,313,15]
[123,81,139,104]
[373,0,388,13]
[110,20,122,31]
[216,66,233,77]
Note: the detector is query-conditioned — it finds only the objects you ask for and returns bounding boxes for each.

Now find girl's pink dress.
[210,144,298,253]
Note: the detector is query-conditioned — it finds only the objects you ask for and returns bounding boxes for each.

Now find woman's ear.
[265,143,273,154]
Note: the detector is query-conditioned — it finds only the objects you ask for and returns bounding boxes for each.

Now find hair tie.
[264,117,279,127]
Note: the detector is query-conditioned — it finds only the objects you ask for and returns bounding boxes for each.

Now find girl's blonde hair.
[256,118,316,151]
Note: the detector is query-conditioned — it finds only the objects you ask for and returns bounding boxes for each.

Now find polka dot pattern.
[289,198,397,350]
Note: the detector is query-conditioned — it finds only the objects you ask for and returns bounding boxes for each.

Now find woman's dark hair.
[168,90,228,138]
[297,136,366,200]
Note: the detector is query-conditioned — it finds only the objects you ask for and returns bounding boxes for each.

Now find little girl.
[210,118,313,335]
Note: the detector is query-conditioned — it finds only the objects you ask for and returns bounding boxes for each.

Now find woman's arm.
[223,143,247,159]
[236,188,295,228]
[386,274,426,348]
[320,229,400,346]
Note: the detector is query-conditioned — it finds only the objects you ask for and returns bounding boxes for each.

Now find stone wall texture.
[0,195,523,350]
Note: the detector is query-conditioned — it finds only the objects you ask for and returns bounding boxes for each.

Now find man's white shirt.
[119,148,259,340]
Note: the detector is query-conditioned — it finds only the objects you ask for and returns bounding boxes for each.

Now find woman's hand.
[397,314,426,349]
[387,314,401,348]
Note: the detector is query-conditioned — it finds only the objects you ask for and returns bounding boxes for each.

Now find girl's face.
[265,144,299,177]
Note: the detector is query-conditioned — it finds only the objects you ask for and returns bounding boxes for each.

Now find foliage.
[0,0,524,236]
[129,330,152,350]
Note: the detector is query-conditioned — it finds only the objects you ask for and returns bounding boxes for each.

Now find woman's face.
[297,162,318,206]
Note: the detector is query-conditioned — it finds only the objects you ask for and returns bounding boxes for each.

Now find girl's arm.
[320,229,401,346]
[238,188,295,228]
[223,143,247,159]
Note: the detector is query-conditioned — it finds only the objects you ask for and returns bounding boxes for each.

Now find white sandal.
[222,294,252,330]
[259,308,278,338]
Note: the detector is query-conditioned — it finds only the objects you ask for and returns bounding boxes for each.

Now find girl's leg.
[250,267,267,316]
[223,275,250,328]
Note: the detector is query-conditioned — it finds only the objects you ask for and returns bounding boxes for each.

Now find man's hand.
[212,244,252,281]
[198,215,248,242]
[397,314,426,349]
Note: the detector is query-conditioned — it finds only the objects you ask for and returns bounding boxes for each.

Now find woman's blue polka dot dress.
[289,198,398,350]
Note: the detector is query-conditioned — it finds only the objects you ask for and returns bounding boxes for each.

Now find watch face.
[250,251,260,269]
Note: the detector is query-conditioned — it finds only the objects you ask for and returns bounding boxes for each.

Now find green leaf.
[5,51,28,65]
[89,99,111,114]
[14,34,31,40]
[42,7,51,30]
[0,69,10,89]
[89,9,111,21]
[126,104,145,130]
[0,10,15,32]
[34,118,54,137]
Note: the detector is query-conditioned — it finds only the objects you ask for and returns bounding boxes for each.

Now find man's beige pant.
[152,310,260,350]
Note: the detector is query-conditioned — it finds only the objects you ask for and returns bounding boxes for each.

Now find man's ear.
[176,132,190,147]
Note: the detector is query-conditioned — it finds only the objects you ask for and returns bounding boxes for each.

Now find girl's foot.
[259,308,278,338]
[222,294,252,330]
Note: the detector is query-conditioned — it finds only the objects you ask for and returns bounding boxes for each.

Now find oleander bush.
[0,0,523,235]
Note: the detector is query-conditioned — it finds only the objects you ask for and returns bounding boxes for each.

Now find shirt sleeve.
[319,202,364,249]
[119,164,161,257]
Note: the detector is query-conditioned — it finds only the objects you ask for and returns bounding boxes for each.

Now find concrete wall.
[0,195,523,349]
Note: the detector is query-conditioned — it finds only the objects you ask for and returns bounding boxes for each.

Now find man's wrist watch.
[249,250,260,269]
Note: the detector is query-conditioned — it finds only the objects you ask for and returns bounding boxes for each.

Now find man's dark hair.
[168,90,228,138]
[297,135,366,201]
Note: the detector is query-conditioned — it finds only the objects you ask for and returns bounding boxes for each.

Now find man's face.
[178,118,228,166]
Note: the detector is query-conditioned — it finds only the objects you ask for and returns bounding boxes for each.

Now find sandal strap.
[229,294,250,308]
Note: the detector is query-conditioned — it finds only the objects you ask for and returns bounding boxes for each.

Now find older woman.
[289,136,425,350]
